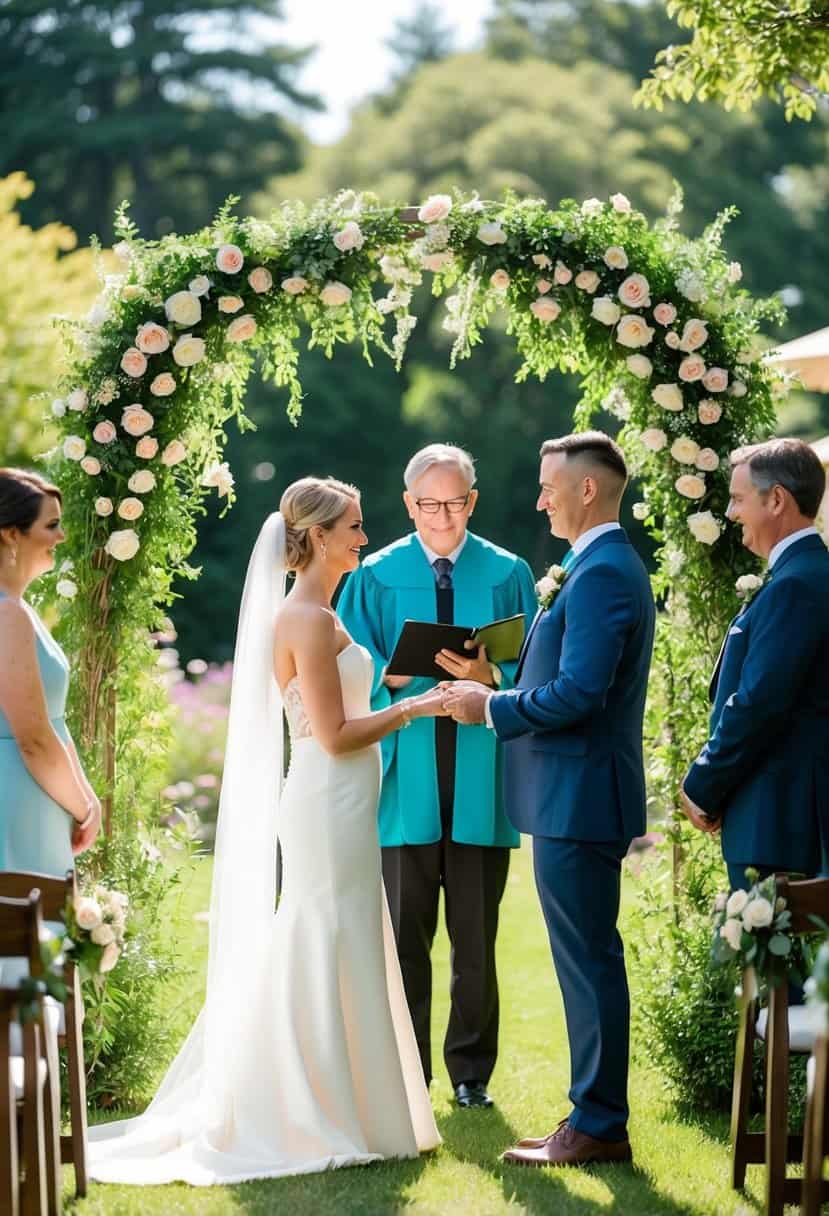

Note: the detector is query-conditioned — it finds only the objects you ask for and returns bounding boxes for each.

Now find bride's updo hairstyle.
[280,476,360,571]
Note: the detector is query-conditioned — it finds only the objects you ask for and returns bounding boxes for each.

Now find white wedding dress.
[88,517,440,1186]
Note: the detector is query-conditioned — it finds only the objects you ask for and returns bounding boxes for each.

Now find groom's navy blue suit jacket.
[490,529,655,844]
[684,532,829,872]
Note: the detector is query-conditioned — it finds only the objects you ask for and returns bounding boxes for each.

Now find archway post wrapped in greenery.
[48,187,784,842]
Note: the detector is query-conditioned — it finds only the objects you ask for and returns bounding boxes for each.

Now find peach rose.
[128,470,156,494]
[421,251,454,272]
[172,334,206,367]
[490,269,510,290]
[120,347,147,378]
[616,314,654,348]
[248,266,273,293]
[215,243,244,274]
[530,297,561,323]
[698,399,722,425]
[651,383,684,412]
[164,291,202,327]
[121,406,154,437]
[675,474,706,500]
[281,276,309,295]
[80,456,101,475]
[554,261,572,285]
[226,314,257,343]
[678,354,706,382]
[702,367,729,393]
[670,436,700,465]
[603,245,628,270]
[93,420,117,445]
[417,195,452,224]
[695,448,720,472]
[665,331,681,349]
[320,281,352,306]
[535,278,552,295]
[618,274,651,309]
[653,302,677,326]
[117,497,144,521]
[105,529,140,561]
[532,253,552,269]
[160,440,187,467]
[150,373,176,397]
[136,436,159,459]
[332,221,364,253]
[575,270,600,293]
[218,296,244,313]
[679,318,708,352]
[135,322,170,355]
[95,497,114,517]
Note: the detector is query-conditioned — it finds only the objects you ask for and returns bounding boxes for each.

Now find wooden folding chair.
[0,871,87,1198]
[730,876,829,1216]
[0,891,61,1216]
[801,1031,829,1216]
[0,987,22,1216]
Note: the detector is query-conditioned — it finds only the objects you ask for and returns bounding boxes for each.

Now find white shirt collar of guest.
[415,531,468,568]
[571,521,622,557]
[768,526,818,569]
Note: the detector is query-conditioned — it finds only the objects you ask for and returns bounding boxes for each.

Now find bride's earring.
[320,541,328,561]
[8,545,16,568]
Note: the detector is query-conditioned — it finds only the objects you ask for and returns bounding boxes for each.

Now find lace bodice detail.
[283,677,312,741]
[282,643,373,744]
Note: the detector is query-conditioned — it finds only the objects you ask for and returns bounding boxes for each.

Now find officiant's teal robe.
[338,531,537,848]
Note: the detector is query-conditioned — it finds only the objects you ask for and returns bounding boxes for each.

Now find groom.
[444,431,655,1166]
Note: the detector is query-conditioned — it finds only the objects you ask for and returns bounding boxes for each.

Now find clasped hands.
[383,641,493,724]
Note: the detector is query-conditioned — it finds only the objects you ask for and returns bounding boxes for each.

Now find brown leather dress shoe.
[515,1117,567,1149]
[503,1120,632,1168]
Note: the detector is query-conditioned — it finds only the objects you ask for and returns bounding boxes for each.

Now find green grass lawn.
[67,842,775,1215]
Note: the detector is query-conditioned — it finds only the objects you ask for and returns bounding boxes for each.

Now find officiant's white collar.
[415,531,468,568]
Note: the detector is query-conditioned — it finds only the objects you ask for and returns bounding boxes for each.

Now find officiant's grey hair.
[404,444,477,491]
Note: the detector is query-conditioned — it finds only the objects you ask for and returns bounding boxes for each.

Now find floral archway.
[48,187,784,838]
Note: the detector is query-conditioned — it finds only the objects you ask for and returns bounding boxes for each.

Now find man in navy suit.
[444,431,655,1167]
[682,438,829,889]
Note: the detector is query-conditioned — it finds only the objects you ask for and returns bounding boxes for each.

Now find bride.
[88,476,444,1185]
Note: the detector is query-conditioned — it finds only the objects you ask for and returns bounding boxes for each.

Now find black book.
[385,614,526,680]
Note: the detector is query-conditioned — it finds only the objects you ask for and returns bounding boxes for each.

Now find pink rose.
[117,496,144,521]
[679,318,708,352]
[698,399,722,425]
[575,270,600,293]
[281,276,309,295]
[226,314,257,343]
[332,221,364,253]
[675,474,706,500]
[536,278,552,295]
[136,436,159,459]
[678,354,706,382]
[530,297,561,324]
[702,367,729,393]
[554,261,572,285]
[93,420,117,445]
[610,192,631,213]
[248,266,273,293]
[150,373,176,397]
[215,244,244,274]
[218,296,244,313]
[161,440,187,467]
[616,314,654,349]
[80,456,101,475]
[665,331,680,349]
[417,195,452,224]
[135,322,170,355]
[617,274,651,309]
[653,302,677,326]
[94,497,113,517]
[489,269,510,290]
[422,251,454,273]
[120,347,147,378]
[603,245,628,270]
[121,405,154,437]
[695,448,720,472]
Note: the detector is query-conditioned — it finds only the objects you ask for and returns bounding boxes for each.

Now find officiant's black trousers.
[382,834,510,1088]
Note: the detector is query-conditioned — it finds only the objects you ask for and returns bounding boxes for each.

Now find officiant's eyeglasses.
[414,494,471,514]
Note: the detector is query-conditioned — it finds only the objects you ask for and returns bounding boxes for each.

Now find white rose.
[530,297,561,324]
[626,354,652,379]
[489,269,510,290]
[743,896,774,931]
[57,578,78,598]
[80,457,101,476]
[136,436,159,459]
[332,221,364,253]
[281,275,309,295]
[422,251,454,272]
[554,261,572,285]
[618,274,651,309]
[640,427,667,452]
[535,576,556,599]
[679,318,708,352]
[581,197,603,217]
[702,367,729,393]
[128,470,156,494]
[202,461,234,497]
[532,253,552,269]
[189,275,211,296]
[477,221,508,246]
[120,347,147,378]
[695,448,720,472]
[117,496,144,521]
[603,245,628,270]
[91,923,115,946]
[67,388,88,412]
[736,573,763,598]
[121,406,154,437]
[675,474,706,500]
[688,510,721,544]
[726,889,749,917]
[653,302,677,326]
[610,192,631,212]
[63,435,86,461]
[164,291,202,327]
[616,314,654,349]
[121,284,143,302]
[226,314,257,343]
[172,334,206,367]
[727,261,743,284]
[218,295,244,313]
[729,380,747,398]
[75,897,103,931]
[536,278,552,295]
[135,322,170,355]
[150,372,176,397]
[161,440,187,467]
[720,918,743,951]
[417,194,452,224]
[632,502,649,521]
[678,354,707,382]
[652,383,684,412]
[99,942,121,973]
[665,331,681,349]
[248,266,273,293]
[320,280,352,307]
[575,270,600,293]
[215,243,244,274]
[93,420,117,445]
[105,529,140,561]
[51,399,66,417]
[670,436,700,465]
[592,296,621,326]
[698,399,722,425]
[95,497,114,517]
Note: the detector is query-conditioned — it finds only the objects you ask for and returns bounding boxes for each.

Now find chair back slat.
[775,876,829,934]
[0,893,43,973]
[0,871,74,922]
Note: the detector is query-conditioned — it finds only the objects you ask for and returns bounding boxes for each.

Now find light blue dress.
[0,590,74,877]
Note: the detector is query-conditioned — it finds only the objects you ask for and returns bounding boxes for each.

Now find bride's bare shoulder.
[275,600,336,648]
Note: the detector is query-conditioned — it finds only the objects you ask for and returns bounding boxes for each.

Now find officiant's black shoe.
[454,1081,494,1109]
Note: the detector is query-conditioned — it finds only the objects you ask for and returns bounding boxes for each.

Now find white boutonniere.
[536,564,567,609]
[735,573,765,604]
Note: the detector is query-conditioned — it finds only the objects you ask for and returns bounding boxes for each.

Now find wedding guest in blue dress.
[0,469,100,910]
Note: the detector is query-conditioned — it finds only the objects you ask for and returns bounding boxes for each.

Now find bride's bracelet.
[399,699,413,729]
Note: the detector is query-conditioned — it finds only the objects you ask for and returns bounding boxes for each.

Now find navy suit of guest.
[491,526,655,1143]
[684,531,829,889]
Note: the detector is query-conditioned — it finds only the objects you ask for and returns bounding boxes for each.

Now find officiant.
[338,443,536,1108]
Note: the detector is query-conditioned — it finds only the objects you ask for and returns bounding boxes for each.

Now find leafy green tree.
[636,0,829,121]
[0,0,320,242]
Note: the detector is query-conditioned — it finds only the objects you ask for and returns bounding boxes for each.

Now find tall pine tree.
[0,0,321,241]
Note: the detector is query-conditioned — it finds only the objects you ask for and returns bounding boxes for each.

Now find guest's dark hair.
[0,468,62,535]
[730,438,825,519]
[540,431,628,485]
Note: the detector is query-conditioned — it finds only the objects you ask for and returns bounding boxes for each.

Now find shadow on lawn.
[219,1157,426,1216]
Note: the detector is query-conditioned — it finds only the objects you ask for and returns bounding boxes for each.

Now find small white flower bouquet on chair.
[710,869,810,995]
[63,884,129,979]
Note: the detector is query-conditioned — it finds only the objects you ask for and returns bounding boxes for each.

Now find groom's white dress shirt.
[483,522,623,728]
[768,526,818,569]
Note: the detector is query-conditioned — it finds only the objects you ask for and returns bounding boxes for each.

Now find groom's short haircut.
[731,438,825,519]
[540,431,628,492]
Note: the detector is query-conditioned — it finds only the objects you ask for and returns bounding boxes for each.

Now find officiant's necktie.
[432,557,456,823]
